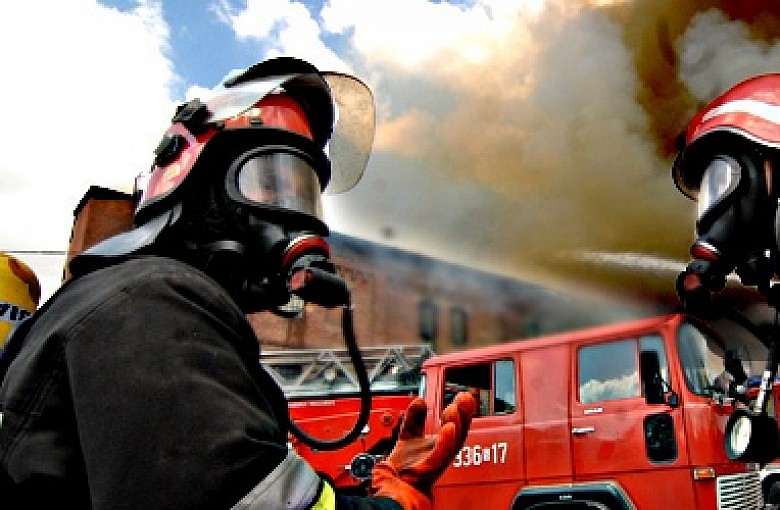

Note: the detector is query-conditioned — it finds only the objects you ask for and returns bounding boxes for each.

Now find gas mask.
[675,148,774,305]
[78,57,375,314]
[672,73,780,306]
[215,123,341,313]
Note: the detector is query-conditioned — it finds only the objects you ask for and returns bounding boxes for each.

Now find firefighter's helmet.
[673,73,780,200]
[133,56,375,230]
[0,253,40,349]
[73,57,375,313]
[78,56,375,263]
[672,73,780,307]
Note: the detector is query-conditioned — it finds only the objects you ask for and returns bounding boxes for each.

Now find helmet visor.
[697,156,741,220]
[205,71,375,195]
[234,151,323,219]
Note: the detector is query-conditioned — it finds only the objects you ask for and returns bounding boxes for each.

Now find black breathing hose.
[285,289,373,450]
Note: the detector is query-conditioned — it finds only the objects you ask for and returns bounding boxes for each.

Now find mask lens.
[236,152,323,218]
[697,157,741,220]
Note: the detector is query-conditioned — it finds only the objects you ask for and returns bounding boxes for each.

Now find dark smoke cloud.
[328,0,780,308]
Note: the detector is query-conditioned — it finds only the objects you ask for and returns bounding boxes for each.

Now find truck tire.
[522,501,611,510]
[765,475,780,505]
[511,482,631,510]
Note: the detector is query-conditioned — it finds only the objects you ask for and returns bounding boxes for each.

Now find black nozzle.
[676,259,728,313]
[289,266,349,307]
[286,253,350,308]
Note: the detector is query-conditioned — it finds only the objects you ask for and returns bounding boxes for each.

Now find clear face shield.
[696,156,742,227]
[676,150,774,308]
[133,69,375,223]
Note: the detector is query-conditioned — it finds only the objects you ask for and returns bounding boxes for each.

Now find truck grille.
[716,471,763,510]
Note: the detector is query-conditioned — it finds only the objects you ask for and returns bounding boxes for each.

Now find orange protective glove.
[370,392,476,510]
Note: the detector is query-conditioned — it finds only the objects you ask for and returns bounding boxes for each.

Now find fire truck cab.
[421,313,766,509]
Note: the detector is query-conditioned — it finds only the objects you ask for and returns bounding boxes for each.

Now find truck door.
[570,334,695,508]
[432,357,524,509]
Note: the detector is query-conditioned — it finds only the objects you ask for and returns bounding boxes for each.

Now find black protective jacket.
[0,256,399,510]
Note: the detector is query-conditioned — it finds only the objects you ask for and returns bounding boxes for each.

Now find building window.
[418,298,438,344]
[450,306,468,347]
[522,319,541,338]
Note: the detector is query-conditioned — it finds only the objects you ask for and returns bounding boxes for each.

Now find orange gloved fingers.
[385,397,435,473]
[400,392,476,487]
[440,391,476,444]
[397,397,428,440]
[397,422,457,490]
[373,391,477,505]
[371,461,432,510]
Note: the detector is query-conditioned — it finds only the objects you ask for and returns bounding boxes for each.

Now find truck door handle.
[572,426,595,435]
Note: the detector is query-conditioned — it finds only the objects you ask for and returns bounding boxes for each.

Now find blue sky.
[155,2,260,94]
[3,0,779,306]
[96,0,287,94]
[99,0,308,95]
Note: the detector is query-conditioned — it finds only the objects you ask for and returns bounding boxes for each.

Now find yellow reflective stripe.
[309,481,336,510]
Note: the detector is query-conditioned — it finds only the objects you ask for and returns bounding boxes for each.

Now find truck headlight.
[725,411,752,458]
[725,409,779,463]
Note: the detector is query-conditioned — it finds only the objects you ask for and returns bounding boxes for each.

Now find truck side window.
[578,339,639,404]
[494,360,516,414]
[677,321,728,397]
[443,359,516,417]
[640,335,669,381]
[639,335,669,403]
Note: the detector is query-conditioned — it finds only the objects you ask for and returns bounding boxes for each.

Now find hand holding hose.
[370,392,475,510]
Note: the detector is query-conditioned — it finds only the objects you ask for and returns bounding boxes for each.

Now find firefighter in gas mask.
[673,74,780,470]
[0,57,474,510]
[673,73,780,308]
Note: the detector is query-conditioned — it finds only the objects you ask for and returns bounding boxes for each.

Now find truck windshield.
[676,319,764,398]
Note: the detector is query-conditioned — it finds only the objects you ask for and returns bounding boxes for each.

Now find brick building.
[66,186,627,354]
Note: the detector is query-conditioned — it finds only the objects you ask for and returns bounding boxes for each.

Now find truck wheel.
[513,482,630,510]
[766,477,780,505]
[525,503,611,510]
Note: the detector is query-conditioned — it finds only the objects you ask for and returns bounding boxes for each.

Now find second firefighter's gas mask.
[692,152,767,265]
[674,146,775,302]
[670,73,780,304]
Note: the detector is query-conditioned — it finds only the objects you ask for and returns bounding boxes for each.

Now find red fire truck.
[420,313,767,509]
[260,344,432,494]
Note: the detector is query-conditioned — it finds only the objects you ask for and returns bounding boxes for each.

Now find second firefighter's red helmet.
[673,73,780,199]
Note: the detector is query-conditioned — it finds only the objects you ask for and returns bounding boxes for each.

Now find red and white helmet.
[74,57,375,275]
[673,73,780,199]
[133,57,375,227]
